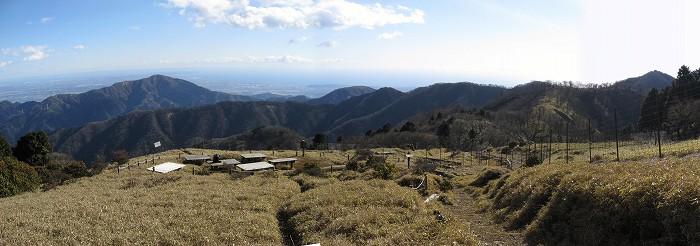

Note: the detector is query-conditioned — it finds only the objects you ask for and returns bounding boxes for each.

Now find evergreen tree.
[376,122,392,134]
[691,68,700,100]
[638,88,660,131]
[670,65,694,101]
[336,135,343,144]
[0,134,11,158]
[436,121,450,137]
[400,121,417,132]
[312,133,326,149]
[13,131,52,166]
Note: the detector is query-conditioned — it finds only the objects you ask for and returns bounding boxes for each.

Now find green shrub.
[372,162,397,180]
[364,155,386,169]
[0,157,40,198]
[195,168,211,175]
[346,160,359,171]
[299,162,325,177]
[524,155,542,167]
[63,162,90,179]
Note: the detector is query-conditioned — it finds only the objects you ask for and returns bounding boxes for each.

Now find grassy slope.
[0,147,477,245]
[473,139,700,245]
[0,168,300,245]
[281,179,476,245]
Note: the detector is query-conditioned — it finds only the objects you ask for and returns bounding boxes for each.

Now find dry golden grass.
[529,139,700,164]
[0,148,479,245]
[280,179,478,245]
[477,155,700,245]
[0,167,300,245]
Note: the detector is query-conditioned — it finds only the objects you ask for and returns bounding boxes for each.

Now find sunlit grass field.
[0,147,477,245]
[470,139,700,245]
[0,168,299,245]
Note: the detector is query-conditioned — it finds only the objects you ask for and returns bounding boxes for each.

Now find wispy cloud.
[164,0,425,30]
[73,44,86,50]
[40,17,54,24]
[219,55,314,63]
[0,61,12,68]
[20,45,49,61]
[288,36,309,44]
[378,31,404,40]
[2,48,14,56]
[129,25,142,31]
[2,45,50,61]
[158,54,338,65]
[316,40,337,48]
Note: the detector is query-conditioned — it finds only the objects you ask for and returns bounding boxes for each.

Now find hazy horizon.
[2,0,700,91]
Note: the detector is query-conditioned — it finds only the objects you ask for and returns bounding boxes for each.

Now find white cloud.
[316,40,337,48]
[0,61,12,68]
[2,48,13,55]
[288,36,309,44]
[26,21,33,25]
[218,54,314,63]
[40,17,54,24]
[378,31,403,40]
[20,45,49,61]
[164,0,425,29]
[129,25,142,31]
[73,44,86,50]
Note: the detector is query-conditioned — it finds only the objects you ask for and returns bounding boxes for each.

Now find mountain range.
[0,75,376,144]
[1,71,674,163]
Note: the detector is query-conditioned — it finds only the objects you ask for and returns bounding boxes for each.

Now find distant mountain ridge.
[0,101,38,123]
[327,83,507,137]
[308,86,376,105]
[48,82,508,162]
[615,70,674,90]
[0,70,674,163]
[0,75,252,143]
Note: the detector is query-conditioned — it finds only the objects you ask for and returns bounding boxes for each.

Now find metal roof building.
[147,162,186,173]
[236,162,275,172]
[183,155,211,164]
[240,153,267,163]
[210,159,240,169]
[269,157,297,169]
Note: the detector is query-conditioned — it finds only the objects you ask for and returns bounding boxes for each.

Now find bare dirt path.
[443,162,526,246]
[446,189,525,245]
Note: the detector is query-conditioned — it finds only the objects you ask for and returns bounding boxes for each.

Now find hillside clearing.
[0,168,299,245]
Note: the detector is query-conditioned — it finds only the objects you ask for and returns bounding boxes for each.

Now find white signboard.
[154,141,161,148]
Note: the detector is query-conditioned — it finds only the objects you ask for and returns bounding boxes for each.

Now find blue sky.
[1,0,699,87]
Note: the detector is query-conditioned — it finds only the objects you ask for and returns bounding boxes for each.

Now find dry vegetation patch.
[480,156,700,245]
[0,168,300,245]
[280,179,477,245]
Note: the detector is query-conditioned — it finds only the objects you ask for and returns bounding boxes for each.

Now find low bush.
[346,160,360,171]
[294,162,325,177]
[0,157,40,198]
[372,162,397,180]
[524,155,542,167]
